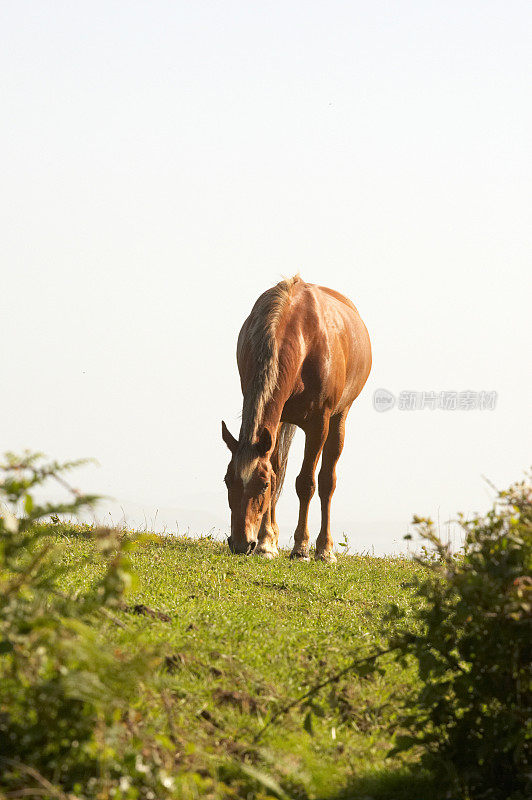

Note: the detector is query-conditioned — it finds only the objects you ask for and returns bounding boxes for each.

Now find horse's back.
[291,280,369,352]
[237,277,371,418]
[316,284,360,315]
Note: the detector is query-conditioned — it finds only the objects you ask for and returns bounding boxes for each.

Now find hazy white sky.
[2,2,531,552]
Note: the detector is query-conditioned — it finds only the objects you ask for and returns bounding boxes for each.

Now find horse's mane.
[238,274,301,443]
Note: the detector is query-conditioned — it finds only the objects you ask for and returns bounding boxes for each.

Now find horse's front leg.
[255,430,281,559]
[256,499,279,559]
[290,416,330,560]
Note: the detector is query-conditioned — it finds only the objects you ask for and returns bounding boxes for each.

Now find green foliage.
[0,452,178,799]
[387,473,532,799]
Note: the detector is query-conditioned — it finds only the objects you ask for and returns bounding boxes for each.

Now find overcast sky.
[2,1,531,553]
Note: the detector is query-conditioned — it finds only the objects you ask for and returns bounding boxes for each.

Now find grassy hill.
[54,531,429,799]
[4,455,529,799]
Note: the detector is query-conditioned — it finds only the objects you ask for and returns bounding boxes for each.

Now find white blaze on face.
[240,458,258,487]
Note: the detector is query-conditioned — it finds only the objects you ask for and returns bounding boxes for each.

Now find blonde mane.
[238,275,300,443]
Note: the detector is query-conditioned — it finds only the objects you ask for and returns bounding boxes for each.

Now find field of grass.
[55,532,431,799]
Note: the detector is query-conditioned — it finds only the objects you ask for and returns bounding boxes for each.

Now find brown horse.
[222,275,371,561]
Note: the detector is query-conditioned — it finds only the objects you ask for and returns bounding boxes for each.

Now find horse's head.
[221,421,275,554]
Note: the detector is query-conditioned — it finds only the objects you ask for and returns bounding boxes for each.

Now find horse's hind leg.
[290,416,329,560]
[315,410,348,563]
[268,430,283,547]
[270,501,280,547]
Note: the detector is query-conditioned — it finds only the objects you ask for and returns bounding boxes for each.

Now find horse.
[221,275,372,561]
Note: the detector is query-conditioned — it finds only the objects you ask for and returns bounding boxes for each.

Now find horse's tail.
[274,422,296,503]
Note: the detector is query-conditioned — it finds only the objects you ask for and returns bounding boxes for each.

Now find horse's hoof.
[255,548,277,560]
[315,550,337,564]
[289,550,311,562]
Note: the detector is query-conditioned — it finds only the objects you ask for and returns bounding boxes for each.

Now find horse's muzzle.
[227,537,256,555]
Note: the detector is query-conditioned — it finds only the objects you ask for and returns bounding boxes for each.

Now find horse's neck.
[240,348,296,443]
[240,393,282,445]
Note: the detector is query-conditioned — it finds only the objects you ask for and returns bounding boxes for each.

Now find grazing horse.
[222,275,371,561]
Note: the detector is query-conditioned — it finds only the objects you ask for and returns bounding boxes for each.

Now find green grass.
[56,531,430,799]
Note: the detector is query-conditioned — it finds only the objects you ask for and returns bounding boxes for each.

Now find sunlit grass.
[57,531,426,799]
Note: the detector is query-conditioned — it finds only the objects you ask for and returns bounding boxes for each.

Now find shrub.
[389,473,531,799]
[0,452,176,799]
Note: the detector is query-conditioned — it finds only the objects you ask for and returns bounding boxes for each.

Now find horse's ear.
[256,427,273,457]
[221,421,238,453]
